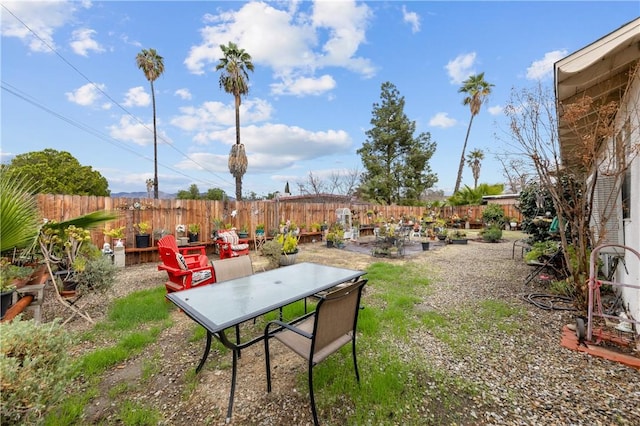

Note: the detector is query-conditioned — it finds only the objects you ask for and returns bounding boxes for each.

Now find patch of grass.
[141,353,162,381]
[421,299,525,356]
[45,285,175,424]
[117,400,162,425]
[108,382,134,398]
[107,286,173,328]
[44,391,96,426]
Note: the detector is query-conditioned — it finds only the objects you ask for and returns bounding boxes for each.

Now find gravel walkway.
[40,234,639,425]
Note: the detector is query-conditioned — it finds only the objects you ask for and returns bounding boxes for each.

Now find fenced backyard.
[35,194,522,259]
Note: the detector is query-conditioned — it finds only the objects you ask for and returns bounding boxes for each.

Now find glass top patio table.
[165,262,366,422]
[167,261,366,334]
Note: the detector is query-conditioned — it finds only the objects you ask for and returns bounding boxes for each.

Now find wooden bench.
[298,231,323,244]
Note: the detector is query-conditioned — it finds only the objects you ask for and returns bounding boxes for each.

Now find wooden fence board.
[35,195,522,252]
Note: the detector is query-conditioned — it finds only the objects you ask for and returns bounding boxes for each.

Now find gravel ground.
[39,233,640,425]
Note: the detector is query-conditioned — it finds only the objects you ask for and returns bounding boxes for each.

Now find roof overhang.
[554,18,640,169]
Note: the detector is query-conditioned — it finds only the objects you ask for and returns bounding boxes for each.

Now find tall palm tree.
[466,148,485,189]
[136,48,165,199]
[215,42,254,201]
[454,73,493,194]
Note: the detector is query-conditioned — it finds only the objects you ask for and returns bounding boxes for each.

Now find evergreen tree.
[357,82,437,205]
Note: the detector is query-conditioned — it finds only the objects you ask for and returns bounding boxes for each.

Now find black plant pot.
[326,240,334,248]
[421,242,430,251]
[135,234,150,248]
[188,233,199,243]
[1,289,15,319]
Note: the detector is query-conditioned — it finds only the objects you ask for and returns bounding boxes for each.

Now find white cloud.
[175,123,352,173]
[1,0,82,52]
[445,52,476,85]
[526,50,568,80]
[65,82,106,106]
[429,112,457,128]
[488,105,503,116]
[270,74,336,96]
[175,88,192,100]
[402,5,421,33]
[123,86,150,107]
[184,1,375,96]
[170,98,273,142]
[70,28,104,56]
[109,115,172,147]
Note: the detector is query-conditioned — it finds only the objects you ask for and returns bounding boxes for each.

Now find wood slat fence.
[35,195,522,250]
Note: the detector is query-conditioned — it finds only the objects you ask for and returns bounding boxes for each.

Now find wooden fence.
[35,195,522,251]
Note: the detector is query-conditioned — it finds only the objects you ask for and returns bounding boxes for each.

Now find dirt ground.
[40,234,640,425]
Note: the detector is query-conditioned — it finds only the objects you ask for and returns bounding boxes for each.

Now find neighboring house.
[555,18,639,331]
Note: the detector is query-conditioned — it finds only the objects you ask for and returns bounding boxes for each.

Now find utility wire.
[1,3,234,189]
[1,81,227,189]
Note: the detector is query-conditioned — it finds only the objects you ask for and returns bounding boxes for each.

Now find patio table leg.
[226,348,239,423]
[196,331,212,374]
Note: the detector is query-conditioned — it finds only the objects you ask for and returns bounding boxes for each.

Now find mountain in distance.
[111,191,175,199]
[110,191,236,201]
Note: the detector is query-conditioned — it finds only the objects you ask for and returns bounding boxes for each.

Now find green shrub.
[481,204,505,228]
[1,318,72,425]
[481,226,503,242]
[261,239,283,268]
[524,241,560,263]
[75,255,117,295]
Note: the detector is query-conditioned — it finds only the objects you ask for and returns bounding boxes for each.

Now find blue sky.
[1,1,638,197]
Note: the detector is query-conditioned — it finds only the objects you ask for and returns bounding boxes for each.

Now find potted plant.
[237,225,249,239]
[277,232,299,266]
[448,229,468,245]
[326,230,344,248]
[38,211,116,304]
[510,217,519,229]
[104,225,126,247]
[325,231,336,248]
[134,221,151,248]
[0,259,29,319]
[255,223,265,236]
[175,224,188,246]
[188,223,200,243]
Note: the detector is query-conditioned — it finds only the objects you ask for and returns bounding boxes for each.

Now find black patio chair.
[264,279,368,425]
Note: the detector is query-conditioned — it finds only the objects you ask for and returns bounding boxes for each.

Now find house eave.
[554,18,640,169]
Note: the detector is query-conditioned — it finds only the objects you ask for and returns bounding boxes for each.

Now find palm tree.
[215,42,254,201]
[466,148,485,189]
[136,48,165,199]
[454,73,493,194]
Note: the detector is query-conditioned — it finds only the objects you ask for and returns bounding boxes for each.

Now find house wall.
[616,72,640,330]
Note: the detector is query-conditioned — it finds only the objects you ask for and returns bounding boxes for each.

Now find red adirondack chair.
[215,229,250,259]
[157,235,215,293]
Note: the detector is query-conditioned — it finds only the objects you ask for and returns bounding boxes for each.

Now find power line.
[1,3,234,189]
[1,81,228,190]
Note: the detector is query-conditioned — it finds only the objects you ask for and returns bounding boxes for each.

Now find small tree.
[503,77,639,309]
